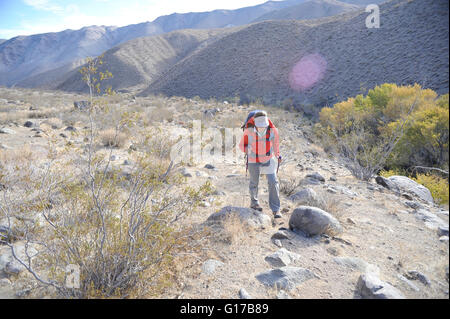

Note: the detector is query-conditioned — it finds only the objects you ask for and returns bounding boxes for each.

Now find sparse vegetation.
[316,84,449,181]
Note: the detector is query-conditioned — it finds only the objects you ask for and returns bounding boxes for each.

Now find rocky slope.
[253,0,360,22]
[140,0,448,107]
[0,88,448,299]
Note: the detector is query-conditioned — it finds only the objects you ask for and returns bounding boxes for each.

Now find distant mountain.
[0,0,306,87]
[137,0,448,107]
[0,40,6,45]
[51,29,232,92]
[253,0,360,22]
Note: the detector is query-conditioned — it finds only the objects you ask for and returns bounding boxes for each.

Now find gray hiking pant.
[248,162,280,213]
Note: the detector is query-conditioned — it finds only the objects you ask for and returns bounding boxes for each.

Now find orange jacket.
[239,119,280,163]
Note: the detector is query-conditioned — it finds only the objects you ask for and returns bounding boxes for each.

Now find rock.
[0,242,38,276]
[0,127,16,134]
[239,288,252,299]
[438,225,449,237]
[414,209,447,230]
[204,164,215,169]
[357,272,405,299]
[387,176,434,203]
[271,229,294,240]
[445,266,449,283]
[207,206,271,229]
[24,121,37,128]
[439,236,449,242]
[375,176,392,189]
[202,259,224,275]
[59,133,67,138]
[256,266,316,291]
[329,176,337,182]
[404,201,424,210]
[199,201,211,208]
[289,206,342,237]
[195,171,209,178]
[406,271,431,286]
[334,257,379,275]
[273,239,283,247]
[326,247,340,256]
[64,126,77,132]
[288,188,318,204]
[212,190,226,196]
[74,101,91,110]
[306,172,325,182]
[265,248,300,268]
[346,218,356,225]
[397,274,420,292]
[181,168,192,177]
[277,290,291,299]
[437,210,449,216]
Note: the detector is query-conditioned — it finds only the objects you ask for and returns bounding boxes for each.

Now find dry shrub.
[99,128,128,148]
[280,177,299,197]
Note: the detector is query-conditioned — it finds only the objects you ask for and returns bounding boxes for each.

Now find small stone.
[277,290,291,299]
[273,239,282,247]
[330,176,337,181]
[439,236,449,242]
[0,128,16,134]
[204,164,215,169]
[239,288,252,299]
[65,126,77,132]
[406,270,431,286]
[24,121,36,128]
[265,248,300,268]
[202,259,224,275]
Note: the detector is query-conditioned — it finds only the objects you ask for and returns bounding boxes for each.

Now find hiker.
[239,110,283,218]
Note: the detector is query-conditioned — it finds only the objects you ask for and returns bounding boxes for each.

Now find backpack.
[241,110,275,130]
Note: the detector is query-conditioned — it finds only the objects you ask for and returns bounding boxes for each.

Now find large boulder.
[334,257,380,275]
[289,188,318,204]
[414,209,448,231]
[256,266,315,291]
[357,272,405,299]
[207,206,271,229]
[289,206,342,237]
[377,175,434,203]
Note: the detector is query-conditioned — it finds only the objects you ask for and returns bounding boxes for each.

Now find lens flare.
[289,53,327,91]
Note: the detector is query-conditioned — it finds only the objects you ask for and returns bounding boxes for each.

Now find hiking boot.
[251,204,263,212]
[273,211,283,219]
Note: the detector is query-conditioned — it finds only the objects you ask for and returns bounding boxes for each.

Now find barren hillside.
[52,29,234,92]
[0,0,305,88]
[253,0,360,22]
[140,0,448,107]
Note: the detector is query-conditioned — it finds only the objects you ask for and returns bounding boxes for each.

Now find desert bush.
[0,56,211,299]
[100,128,128,148]
[280,177,299,197]
[317,84,447,180]
[413,173,449,205]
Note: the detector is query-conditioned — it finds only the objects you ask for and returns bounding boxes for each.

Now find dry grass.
[99,128,128,148]
[280,177,300,197]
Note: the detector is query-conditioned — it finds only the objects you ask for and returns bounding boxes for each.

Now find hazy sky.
[0,0,271,39]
